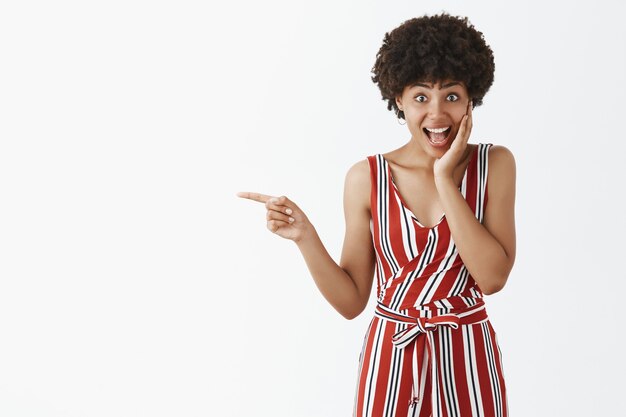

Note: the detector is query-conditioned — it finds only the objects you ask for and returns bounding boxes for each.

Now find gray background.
[1,0,624,416]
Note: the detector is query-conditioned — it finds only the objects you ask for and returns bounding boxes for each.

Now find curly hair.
[371,12,495,120]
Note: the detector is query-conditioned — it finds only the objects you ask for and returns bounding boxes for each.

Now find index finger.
[236,191,274,203]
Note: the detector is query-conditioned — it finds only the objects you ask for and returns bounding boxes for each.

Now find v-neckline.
[380,144,478,229]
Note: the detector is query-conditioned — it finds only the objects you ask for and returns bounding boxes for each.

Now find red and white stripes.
[353,143,508,417]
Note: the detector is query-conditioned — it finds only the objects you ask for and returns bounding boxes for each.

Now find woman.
[237,12,516,417]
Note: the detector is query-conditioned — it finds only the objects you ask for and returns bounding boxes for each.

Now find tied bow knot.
[391,314,461,349]
[374,301,487,408]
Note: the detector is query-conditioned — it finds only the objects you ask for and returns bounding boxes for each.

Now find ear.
[395,96,403,111]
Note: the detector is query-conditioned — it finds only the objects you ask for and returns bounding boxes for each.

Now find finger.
[456,116,470,148]
[236,191,275,204]
[265,194,296,215]
[453,116,466,144]
[236,193,295,217]
[464,122,472,147]
[267,209,295,224]
[267,219,283,233]
[460,101,472,145]
[267,218,294,233]
[460,114,470,139]
[458,114,469,136]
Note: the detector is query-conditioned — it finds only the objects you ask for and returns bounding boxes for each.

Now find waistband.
[373,300,489,406]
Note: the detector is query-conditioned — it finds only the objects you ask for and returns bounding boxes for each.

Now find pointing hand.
[236,192,314,243]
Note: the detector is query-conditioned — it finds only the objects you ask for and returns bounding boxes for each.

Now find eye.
[447,94,459,102]
[415,95,427,103]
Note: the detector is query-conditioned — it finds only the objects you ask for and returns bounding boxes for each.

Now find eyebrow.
[411,81,461,89]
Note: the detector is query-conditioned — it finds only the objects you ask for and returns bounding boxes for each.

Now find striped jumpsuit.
[353,143,508,417]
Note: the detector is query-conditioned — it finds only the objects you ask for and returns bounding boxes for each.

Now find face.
[396,79,471,154]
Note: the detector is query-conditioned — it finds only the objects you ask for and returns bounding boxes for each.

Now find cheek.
[406,108,429,124]
[452,109,467,128]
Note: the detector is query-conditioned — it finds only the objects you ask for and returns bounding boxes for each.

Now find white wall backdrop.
[1,0,625,416]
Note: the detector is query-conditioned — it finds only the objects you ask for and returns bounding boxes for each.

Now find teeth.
[425,126,450,133]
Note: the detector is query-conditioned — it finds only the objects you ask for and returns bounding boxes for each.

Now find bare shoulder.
[488,144,516,176]
[486,144,516,205]
[343,157,372,216]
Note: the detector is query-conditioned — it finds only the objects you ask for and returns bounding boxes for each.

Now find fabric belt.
[374,300,489,406]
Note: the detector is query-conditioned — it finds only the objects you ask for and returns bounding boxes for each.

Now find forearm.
[436,177,510,294]
[295,226,363,319]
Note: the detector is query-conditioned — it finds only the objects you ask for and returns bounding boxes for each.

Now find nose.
[426,97,446,118]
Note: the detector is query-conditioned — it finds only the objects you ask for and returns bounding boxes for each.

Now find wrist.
[434,175,455,187]
[294,224,318,246]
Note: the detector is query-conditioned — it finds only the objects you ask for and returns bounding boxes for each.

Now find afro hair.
[371,12,495,120]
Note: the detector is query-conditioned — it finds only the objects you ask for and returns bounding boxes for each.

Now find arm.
[295,159,375,319]
[435,145,517,294]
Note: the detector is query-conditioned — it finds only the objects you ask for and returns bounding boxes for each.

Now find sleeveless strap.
[476,143,493,224]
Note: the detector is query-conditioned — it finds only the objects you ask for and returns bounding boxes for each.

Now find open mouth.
[423,126,453,146]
